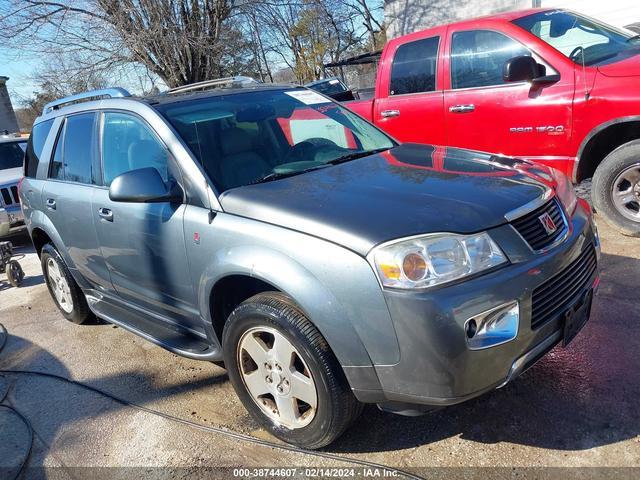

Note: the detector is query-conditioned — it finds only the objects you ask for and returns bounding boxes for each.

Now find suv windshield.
[156,88,395,191]
[513,10,640,66]
[0,141,27,170]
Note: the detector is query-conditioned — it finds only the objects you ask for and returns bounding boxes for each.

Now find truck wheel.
[41,243,93,324]
[592,141,640,237]
[222,292,363,449]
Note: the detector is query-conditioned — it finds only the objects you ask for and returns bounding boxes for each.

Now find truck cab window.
[451,30,531,89]
[389,36,440,95]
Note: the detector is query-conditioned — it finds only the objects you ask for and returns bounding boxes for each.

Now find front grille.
[11,186,19,204]
[511,198,566,251]
[0,185,19,206]
[531,244,597,329]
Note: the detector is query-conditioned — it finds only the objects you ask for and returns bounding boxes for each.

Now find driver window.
[451,30,532,89]
[102,112,169,186]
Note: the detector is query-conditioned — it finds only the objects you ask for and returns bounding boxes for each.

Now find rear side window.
[102,112,168,186]
[49,113,97,184]
[450,30,531,89]
[24,119,54,178]
[390,36,440,96]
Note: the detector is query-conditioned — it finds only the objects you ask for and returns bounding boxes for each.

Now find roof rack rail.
[166,76,260,95]
[42,87,131,115]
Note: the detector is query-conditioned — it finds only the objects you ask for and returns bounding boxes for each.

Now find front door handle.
[381,109,400,118]
[45,198,56,210]
[97,207,113,222]
[449,104,475,113]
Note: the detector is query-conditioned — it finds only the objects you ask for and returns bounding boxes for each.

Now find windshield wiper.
[325,148,390,165]
[627,34,640,43]
[249,164,330,185]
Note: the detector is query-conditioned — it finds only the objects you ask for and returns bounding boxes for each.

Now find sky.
[0,52,39,106]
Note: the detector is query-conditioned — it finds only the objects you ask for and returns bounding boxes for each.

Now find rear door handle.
[45,198,56,210]
[449,104,475,113]
[381,109,400,118]
[98,207,113,222]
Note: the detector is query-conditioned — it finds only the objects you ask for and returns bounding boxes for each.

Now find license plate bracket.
[562,289,593,347]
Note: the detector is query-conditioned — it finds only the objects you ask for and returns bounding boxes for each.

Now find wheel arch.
[29,211,74,266]
[198,243,391,368]
[575,116,640,182]
[204,260,386,399]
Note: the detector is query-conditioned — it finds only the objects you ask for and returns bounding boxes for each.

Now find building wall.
[385,0,531,38]
[0,77,19,134]
[541,0,640,28]
[385,0,640,39]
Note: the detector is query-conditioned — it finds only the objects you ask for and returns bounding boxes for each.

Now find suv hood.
[219,144,549,256]
[0,167,22,186]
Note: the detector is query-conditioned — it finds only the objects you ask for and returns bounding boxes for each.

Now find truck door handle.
[381,109,400,118]
[98,207,113,222]
[449,104,475,113]
[46,198,56,210]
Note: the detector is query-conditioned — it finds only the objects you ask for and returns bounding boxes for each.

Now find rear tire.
[592,140,640,236]
[41,243,93,324]
[223,292,362,449]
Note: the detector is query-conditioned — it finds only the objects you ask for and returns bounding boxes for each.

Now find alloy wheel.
[46,258,74,313]
[611,162,640,222]
[237,326,318,429]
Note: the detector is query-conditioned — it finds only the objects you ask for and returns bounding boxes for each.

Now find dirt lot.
[0,216,639,479]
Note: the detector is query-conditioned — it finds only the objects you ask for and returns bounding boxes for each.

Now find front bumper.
[355,201,598,407]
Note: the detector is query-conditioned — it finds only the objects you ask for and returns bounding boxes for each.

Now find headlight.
[550,168,577,216]
[368,232,508,289]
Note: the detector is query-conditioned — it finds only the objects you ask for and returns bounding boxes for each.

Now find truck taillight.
[17,177,24,196]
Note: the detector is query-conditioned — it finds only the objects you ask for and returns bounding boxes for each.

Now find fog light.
[465,301,519,350]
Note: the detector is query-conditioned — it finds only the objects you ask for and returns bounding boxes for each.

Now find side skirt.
[84,290,222,361]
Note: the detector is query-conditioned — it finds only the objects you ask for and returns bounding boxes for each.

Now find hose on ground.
[0,322,423,480]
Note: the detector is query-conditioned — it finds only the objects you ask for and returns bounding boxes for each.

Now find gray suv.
[21,80,600,448]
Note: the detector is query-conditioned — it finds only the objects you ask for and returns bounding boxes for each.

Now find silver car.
[21,80,599,448]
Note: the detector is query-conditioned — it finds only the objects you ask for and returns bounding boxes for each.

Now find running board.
[85,292,220,361]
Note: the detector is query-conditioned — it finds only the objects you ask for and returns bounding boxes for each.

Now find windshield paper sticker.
[285,90,329,105]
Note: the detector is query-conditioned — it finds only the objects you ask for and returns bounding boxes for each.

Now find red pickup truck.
[346,8,640,236]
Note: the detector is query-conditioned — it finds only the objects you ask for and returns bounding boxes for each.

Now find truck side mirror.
[503,56,539,83]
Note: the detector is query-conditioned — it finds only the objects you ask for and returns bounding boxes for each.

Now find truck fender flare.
[575,115,640,182]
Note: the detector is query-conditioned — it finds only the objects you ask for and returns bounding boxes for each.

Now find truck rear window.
[390,36,439,96]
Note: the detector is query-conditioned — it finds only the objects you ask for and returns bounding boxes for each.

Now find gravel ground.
[0,214,639,479]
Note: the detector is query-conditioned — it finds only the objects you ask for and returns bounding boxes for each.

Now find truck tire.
[223,292,363,449]
[41,243,94,324]
[592,140,640,237]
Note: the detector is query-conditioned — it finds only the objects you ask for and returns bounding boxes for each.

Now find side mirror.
[109,167,182,203]
[504,56,561,86]
[503,55,539,83]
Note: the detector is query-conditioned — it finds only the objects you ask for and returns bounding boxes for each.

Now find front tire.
[223,292,362,449]
[592,140,640,236]
[41,243,93,324]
